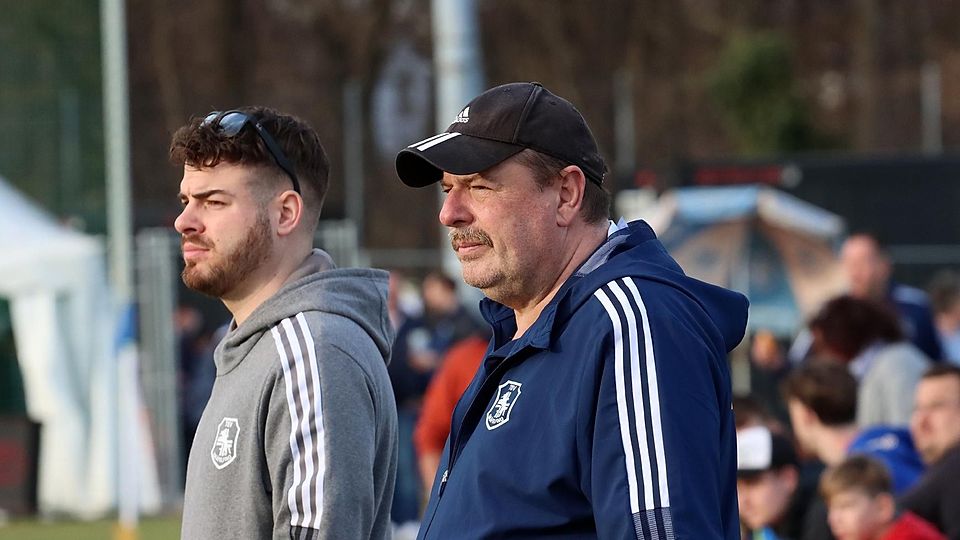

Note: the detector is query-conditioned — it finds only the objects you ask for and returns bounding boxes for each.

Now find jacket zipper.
[420,352,523,537]
[437,469,449,498]
[446,354,521,479]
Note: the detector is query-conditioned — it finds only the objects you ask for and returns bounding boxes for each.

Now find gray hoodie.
[181,250,397,540]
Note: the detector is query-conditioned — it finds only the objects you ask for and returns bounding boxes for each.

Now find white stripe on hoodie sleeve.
[272,314,327,532]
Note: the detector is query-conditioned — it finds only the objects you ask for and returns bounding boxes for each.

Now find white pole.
[100,0,138,537]
[102,0,133,299]
[431,0,483,305]
[431,0,484,131]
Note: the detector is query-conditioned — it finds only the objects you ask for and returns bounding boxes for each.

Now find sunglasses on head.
[202,110,301,195]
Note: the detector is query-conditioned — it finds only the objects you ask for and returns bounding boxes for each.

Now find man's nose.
[174,204,201,235]
[439,188,472,228]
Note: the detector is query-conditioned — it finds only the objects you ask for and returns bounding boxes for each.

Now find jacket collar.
[478,221,659,357]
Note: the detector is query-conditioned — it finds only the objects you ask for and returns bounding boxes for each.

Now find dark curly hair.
[809,295,904,361]
[169,106,330,225]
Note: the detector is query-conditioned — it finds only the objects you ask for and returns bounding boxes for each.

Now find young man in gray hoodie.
[171,107,397,539]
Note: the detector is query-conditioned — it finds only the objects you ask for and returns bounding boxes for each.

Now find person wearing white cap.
[737,425,807,540]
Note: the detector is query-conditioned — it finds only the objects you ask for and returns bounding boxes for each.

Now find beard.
[181,209,272,298]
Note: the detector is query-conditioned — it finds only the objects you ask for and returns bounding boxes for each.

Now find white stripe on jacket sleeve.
[608,280,657,511]
[622,277,670,507]
[595,278,672,510]
[594,288,643,515]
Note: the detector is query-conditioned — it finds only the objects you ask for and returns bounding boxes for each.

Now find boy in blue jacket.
[396,82,749,539]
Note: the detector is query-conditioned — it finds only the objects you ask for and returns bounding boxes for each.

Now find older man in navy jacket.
[396,82,749,539]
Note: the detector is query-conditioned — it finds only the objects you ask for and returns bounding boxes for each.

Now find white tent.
[0,176,158,517]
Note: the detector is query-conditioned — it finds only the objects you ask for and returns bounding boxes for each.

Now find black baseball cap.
[396,82,607,187]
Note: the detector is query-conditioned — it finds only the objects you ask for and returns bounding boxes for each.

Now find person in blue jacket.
[395,82,749,539]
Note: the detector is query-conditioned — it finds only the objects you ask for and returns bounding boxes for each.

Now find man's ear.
[556,165,586,227]
[797,401,818,428]
[276,190,303,237]
[876,492,896,523]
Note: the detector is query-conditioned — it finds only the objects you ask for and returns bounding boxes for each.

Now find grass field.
[0,516,181,540]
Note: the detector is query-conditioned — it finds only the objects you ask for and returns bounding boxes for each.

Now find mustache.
[181,234,213,250]
[449,228,492,250]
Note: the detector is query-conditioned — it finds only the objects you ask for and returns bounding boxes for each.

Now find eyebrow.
[441,173,489,188]
[179,189,231,201]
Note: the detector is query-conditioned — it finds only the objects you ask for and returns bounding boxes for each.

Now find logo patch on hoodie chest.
[486,380,523,430]
[211,417,240,469]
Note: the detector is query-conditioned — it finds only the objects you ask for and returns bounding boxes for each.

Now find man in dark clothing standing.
[396,82,748,539]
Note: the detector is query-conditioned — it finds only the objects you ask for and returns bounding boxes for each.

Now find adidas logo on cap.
[454,107,470,124]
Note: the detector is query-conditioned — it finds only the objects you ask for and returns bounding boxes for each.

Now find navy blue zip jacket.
[417,220,749,539]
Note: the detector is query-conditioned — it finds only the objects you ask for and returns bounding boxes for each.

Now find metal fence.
[136,229,181,508]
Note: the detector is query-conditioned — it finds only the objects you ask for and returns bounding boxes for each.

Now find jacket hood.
[573,220,748,352]
[214,249,394,374]
[482,220,748,353]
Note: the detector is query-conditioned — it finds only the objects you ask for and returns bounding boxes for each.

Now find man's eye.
[206,200,225,207]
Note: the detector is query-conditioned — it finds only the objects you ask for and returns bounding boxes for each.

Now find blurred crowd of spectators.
[385,270,487,526]
[739,233,960,540]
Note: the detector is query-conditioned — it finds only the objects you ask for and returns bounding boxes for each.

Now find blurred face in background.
[826,489,892,540]
[736,468,798,531]
[935,297,960,335]
[840,236,890,300]
[911,374,960,464]
[421,274,459,316]
[751,330,785,370]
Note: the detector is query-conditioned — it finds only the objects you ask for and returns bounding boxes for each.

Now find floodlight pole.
[100,0,138,538]
[431,0,483,304]
[103,0,133,301]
